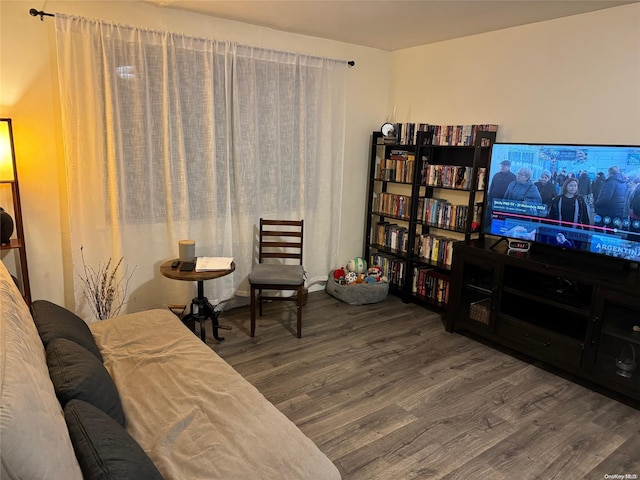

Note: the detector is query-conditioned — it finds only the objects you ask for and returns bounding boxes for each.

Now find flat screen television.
[484,142,640,263]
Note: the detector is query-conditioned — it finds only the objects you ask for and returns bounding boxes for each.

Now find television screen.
[484,142,640,262]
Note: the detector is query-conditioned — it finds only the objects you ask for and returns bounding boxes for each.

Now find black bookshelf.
[364,126,497,310]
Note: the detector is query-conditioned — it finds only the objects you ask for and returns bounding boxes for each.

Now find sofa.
[0,261,341,479]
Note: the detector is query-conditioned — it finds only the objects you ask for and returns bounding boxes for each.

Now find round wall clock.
[381,122,394,136]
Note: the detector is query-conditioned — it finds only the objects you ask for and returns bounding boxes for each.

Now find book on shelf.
[391,123,425,145]
[412,266,450,304]
[419,196,481,232]
[376,151,415,182]
[415,233,455,267]
[376,192,411,219]
[383,123,497,147]
[412,266,434,297]
[375,221,390,246]
[454,166,468,189]
[417,124,498,147]
[374,155,382,179]
[471,202,484,232]
[473,124,499,147]
[419,155,429,184]
[404,123,415,145]
[385,150,415,183]
[417,123,431,144]
[476,167,487,190]
[392,123,402,145]
[422,164,477,190]
[369,252,405,288]
[376,222,409,253]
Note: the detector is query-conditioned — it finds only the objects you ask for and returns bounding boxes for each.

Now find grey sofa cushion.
[64,400,163,480]
[32,300,103,361]
[47,338,126,427]
[249,264,304,286]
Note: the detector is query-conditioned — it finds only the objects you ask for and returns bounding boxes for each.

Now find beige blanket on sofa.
[90,310,340,480]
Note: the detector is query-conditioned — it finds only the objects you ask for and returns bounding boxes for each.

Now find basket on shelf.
[469,298,491,325]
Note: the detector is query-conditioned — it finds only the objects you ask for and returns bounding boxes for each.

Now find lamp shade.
[0,118,16,181]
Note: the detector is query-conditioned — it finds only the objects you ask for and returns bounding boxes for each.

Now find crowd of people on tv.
[487,159,640,235]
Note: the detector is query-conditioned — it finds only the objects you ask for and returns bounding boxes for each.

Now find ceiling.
[142,0,638,51]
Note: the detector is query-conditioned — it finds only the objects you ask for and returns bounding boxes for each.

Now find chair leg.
[250,285,256,337]
[296,286,302,338]
[258,289,263,317]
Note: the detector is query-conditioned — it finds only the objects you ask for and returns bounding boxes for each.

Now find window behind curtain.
[55,14,347,319]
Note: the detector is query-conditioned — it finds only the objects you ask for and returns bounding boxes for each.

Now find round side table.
[160,259,235,341]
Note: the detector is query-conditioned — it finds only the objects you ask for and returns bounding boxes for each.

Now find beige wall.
[0,1,391,305]
[1,1,639,305]
[391,3,640,145]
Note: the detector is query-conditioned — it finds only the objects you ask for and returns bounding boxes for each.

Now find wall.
[0,0,391,305]
[390,3,640,145]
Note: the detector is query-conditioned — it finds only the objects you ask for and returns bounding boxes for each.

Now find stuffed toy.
[345,271,358,285]
[333,267,347,285]
[364,265,383,283]
[347,257,367,274]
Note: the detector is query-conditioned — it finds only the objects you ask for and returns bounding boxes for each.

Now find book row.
[417,198,483,232]
[367,253,451,304]
[420,164,487,191]
[373,192,411,219]
[375,151,416,183]
[412,267,450,305]
[414,234,455,268]
[389,123,498,147]
[374,222,409,253]
[430,124,498,147]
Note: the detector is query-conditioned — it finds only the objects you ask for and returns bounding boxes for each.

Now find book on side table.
[195,257,234,272]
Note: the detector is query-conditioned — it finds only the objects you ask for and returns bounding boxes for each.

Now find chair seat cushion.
[249,264,304,286]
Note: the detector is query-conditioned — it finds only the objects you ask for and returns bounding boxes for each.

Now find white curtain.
[54,14,346,320]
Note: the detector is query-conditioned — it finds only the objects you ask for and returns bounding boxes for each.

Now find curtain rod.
[29,8,54,21]
[28,8,355,66]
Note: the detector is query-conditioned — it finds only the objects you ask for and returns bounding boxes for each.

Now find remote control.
[179,262,195,272]
[171,260,180,269]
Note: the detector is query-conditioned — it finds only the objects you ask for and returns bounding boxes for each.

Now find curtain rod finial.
[29,8,54,20]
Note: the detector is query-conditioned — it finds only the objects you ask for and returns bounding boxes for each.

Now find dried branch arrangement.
[78,247,136,320]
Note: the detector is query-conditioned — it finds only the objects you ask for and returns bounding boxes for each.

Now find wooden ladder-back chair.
[248,219,306,338]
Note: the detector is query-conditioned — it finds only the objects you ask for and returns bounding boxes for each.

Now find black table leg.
[210,308,224,341]
[182,280,226,341]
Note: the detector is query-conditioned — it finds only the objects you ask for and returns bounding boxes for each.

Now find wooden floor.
[206,291,640,480]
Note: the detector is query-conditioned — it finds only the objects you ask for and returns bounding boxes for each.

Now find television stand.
[446,239,640,407]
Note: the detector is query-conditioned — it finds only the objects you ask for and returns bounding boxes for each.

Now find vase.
[0,207,14,244]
